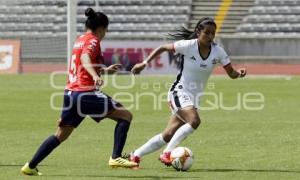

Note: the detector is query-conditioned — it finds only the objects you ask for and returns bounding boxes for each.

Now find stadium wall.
[13,37,300,75]
[219,35,300,64]
[20,37,300,63]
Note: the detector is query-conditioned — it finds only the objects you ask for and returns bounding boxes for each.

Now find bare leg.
[133,115,185,158]
[106,108,133,159]
[161,115,185,142]
[55,126,74,142]
[163,106,201,153]
[28,125,74,168]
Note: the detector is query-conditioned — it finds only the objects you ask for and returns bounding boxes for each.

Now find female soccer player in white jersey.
[129,17,247,167]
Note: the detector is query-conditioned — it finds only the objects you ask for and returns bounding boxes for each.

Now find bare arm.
[223,63,246,79]
[81,53,103,87]
[81,53,100,79]
[100,64,122,74]
[131,44,174,74]
[143,44,174,64]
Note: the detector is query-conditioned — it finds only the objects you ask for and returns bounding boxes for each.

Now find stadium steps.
[237,0,300,33]
[0,0,192,40]
[98,0,192,5]
[189,0,255,34]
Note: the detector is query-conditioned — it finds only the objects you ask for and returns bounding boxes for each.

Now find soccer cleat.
[108,156,138,168]
[159,152,172,166]
[21,162,42,176]
[129,154,140,164]
[128,152,141,169]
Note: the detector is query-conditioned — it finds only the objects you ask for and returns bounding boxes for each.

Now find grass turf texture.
[0,74,299,180]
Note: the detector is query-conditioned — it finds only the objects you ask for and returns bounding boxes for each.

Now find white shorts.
[167,90,197,114]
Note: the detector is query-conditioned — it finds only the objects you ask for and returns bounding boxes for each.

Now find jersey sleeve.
[82,38,99,58]
[217,46,231,66]
[173,40,193,55]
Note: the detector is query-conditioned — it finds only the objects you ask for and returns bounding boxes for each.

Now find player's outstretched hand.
[131,62,146,75]
[237,68,247,78]
[106,64,122,74]
[93,76,103,90]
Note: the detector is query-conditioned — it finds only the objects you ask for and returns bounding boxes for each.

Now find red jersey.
[66,32,103,91]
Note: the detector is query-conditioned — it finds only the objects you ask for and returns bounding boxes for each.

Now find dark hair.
[168,17,217,69]
[85,8,109,31]
[168,17,217,40]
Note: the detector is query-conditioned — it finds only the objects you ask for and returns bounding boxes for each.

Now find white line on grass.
[211,75,294,80]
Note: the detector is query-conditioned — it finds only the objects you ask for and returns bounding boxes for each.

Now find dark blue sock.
[112,120,130,159]
[29,135,60,169]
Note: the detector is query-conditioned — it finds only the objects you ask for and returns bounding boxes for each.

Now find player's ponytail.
[168,17,216,40]
[85,8,109,31]
[168,26,196,40]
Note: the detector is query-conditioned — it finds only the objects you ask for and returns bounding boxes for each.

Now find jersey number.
[69,54,77,83]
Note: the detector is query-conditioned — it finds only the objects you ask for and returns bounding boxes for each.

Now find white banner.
[0,40,21,74]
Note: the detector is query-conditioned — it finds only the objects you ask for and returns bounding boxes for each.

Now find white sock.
[134,134,167,157]
[163,123,195,153]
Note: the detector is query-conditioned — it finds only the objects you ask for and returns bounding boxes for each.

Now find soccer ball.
[170,147,194,171]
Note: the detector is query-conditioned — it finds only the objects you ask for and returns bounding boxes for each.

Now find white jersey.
[168,39,230,112]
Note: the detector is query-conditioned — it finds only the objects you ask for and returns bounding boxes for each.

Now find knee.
[55,134,68,143]
[123,111,133,123]
[162,132,173,143]
[55,126,73,142]
[190,117,201,129]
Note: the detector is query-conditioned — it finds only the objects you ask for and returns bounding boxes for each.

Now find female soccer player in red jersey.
[21,8,137,176]
[129,17,246,167]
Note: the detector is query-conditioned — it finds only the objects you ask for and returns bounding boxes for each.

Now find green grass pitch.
[0,74,300,180]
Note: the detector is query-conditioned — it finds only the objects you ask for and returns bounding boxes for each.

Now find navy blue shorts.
[59,90,122,128]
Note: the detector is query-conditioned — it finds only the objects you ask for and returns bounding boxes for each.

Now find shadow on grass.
[0,164,48,167]
[0,164,48,168]
[38,168,300,179]
[0,165,22,167]
[45,174,200,179]
[188,168,300,173]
